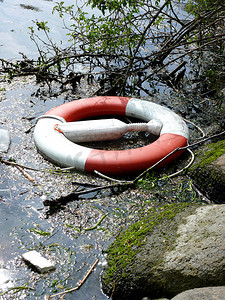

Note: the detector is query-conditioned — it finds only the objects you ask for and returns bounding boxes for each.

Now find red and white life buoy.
[34,96,189,175]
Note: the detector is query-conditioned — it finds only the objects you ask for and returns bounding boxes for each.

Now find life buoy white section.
[125,98,189,138]
[34,117,93,170]
[34,96,189,175]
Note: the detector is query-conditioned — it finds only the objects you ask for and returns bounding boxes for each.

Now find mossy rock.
[101,202,201,299]
[102,203,225,299]
[188,140,225,203]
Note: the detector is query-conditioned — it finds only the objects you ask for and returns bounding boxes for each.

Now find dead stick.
[43,182,132,206]
[15,165,37,184]
[46,258,99,299]
[0,156,41,172]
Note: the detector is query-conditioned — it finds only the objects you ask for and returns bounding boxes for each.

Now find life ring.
[34,96,189,175]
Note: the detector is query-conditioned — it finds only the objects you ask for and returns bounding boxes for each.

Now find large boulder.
[171,286,225,300]
[101,203,225,299]
[188,140,225,203]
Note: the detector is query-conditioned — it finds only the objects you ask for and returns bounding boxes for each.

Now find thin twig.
[0,155,41,172]
[0,155,73,175]
[15,165,37,184]
[45,258,99,299]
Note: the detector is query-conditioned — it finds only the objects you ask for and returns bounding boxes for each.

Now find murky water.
[0,75,203,299]
[0,2,112,298]
[0,77,108,299]
[0,76,177,299]
[0,76,203,299]
[0,1,211,299]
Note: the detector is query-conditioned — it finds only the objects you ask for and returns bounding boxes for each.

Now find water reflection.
[19,4,41,11]
[0,0,75,59]
[0,268,14,290]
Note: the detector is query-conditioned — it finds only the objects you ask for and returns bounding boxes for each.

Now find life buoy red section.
[46,96,130,121]
[34,96,189,175]
[85,134,187,174]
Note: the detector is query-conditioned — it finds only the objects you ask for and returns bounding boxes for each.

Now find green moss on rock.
[191,140,225,169]
[188,140,225,203]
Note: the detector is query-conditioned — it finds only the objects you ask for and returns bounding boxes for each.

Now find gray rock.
[163,205,225,293]
[171,286,225,300]
[141,298,169,300]
[102,203,225,299]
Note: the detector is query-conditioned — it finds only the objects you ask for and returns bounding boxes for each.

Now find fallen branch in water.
[43,181,133,206]
[42,144,193,207]
[45,258,99,299]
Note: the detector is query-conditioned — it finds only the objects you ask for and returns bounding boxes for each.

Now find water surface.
[0,0,77,59]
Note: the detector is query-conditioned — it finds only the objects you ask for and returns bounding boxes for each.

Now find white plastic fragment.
[22,250,55,273]
[0,128,10,152]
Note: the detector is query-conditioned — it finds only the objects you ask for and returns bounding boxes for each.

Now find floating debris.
[0,128,10,152]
